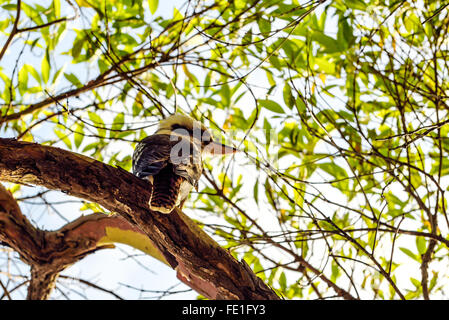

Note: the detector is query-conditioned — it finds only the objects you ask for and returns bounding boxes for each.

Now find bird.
[132,114,237,214]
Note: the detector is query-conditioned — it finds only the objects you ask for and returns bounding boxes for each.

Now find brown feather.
[149,164,184,214]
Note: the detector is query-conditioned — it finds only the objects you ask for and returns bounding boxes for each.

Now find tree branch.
[0,0,21,62]
[0,183,165,299]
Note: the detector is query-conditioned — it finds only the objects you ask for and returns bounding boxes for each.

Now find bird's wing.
[132,134,196,177]
[132,134,174,178]
[132,133,203,188]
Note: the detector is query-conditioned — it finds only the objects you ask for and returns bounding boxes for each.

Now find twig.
[0,0,21,62]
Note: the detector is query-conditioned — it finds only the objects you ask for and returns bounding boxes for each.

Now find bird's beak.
[205,141,239,155]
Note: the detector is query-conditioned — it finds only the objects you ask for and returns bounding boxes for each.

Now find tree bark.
[0,138,280,300]
[27,266,60,300]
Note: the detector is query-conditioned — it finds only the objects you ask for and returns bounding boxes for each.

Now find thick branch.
[0,184,166,299]
[0,138,279,300]
[0,183,44,265]
[27,266,59,300]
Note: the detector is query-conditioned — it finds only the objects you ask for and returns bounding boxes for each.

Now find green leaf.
[24,64,41,84]
[98,59,109,74]
[279,272,287,291]
[317,160,350,193]
[2,4,17,10]
[173,7,183,20]
[234,0,246,10]
[282,84,295,109]
[41,50,50,84]
[18,66,28,96]
[110,112,125,138]
[82,142,99,153]
[404,13,421,33]
[242,29,252,44]
[331,262,340,282]
[253,179,259,205]
[313,32,341,53]
[64,72,82,88]
[22,2,43,25]
[257,18,271,36]
[410,277,421,289]
[263,117,272,147]
[295,97,306,114]
[319,163,348,180]
[219,84,231,107]
[399,247,419,262]
[71,37,85,59]
[74,122,84,149]
[259,99,284,114]
[149,0,158,14]
[53,0,61,17]
[265,69,276,86]
[416,237,426,255]
[52,65,65,85]
[337,17,354,49]
[54,128,72,149]
[112,112,125,131]
[88,111,106,137]
[344,0,367,10]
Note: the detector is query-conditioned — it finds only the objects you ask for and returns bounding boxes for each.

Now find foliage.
[1,0,449,299]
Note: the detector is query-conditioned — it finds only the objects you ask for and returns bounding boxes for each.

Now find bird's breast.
[177,180,194,205]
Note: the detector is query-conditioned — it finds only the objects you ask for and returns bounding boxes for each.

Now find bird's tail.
[148,165,183,214]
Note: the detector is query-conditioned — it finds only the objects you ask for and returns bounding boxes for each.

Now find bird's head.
[156,114,238,155]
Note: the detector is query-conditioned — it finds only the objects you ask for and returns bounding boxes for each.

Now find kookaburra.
[132,114,237,214]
